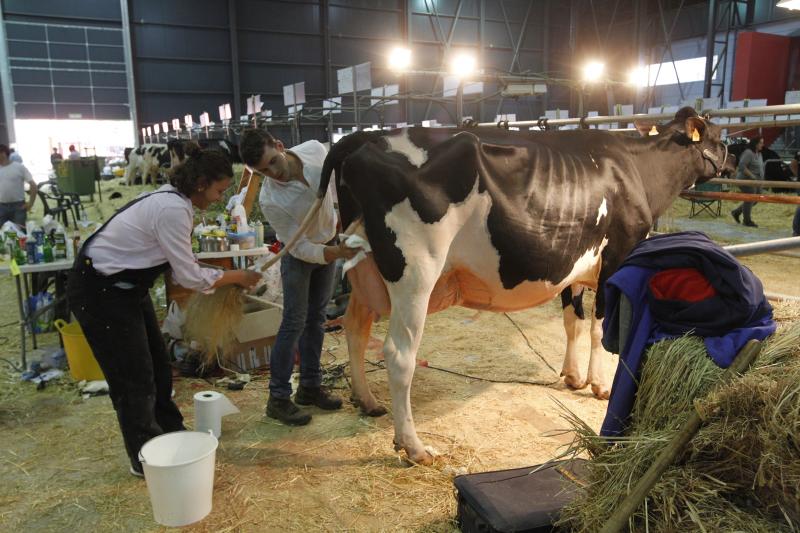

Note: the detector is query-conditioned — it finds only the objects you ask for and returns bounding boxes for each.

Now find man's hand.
[323,241,362,263]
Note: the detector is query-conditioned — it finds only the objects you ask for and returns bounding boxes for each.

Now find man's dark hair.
[69,144,76,151]
[239,128,278,167]
[0,144,10,157]
[52,148,59,153]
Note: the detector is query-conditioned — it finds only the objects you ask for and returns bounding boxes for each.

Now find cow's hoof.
[562,373,587,390]
[352,397,388,417]
[408,449,435,466]
[361,403,387,417]
[591,384,610,400]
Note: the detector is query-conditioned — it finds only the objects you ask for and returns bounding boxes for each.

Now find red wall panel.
[731,31,792,145]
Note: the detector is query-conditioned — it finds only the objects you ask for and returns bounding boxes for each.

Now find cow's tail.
[317,130,384,199]
[256,131,384,273]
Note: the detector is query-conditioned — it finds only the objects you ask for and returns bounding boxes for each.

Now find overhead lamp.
[450,52,477,78]
[777,0,800,10]
[582,60,605,83]
[388,47,412,72]
[627,66,647,87]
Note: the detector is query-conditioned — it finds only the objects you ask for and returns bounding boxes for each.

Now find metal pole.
[723,236,800,257]
[352,65,359,130]
[703,0,718,98]
[120,0,139,144]
[0,4,16,144]
[405,0,412,124]
[456,79,464,124]
[228,0,241,120]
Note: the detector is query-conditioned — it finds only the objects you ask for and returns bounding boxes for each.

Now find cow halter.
[696,141,727,177]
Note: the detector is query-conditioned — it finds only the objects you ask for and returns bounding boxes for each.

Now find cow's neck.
[625,135,703,218]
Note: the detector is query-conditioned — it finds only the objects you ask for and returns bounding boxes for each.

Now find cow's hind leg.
[344,290,386,416]
[587,294,611,400]
[383,261,443,466]
[560,285,587,390]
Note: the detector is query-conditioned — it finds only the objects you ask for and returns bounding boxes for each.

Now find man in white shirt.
[68,145,80,160]
[240,129,359,426]
[0,144,37,227]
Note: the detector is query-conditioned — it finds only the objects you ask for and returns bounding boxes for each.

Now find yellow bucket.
[54,319,105,381]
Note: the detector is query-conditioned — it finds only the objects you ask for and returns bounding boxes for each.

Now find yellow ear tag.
[648,125,658,136]
[691,129,700,142]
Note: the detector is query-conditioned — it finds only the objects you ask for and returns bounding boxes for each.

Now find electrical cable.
[503,312,560,375]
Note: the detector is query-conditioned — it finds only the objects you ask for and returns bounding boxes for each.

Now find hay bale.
[183,285,245,365]
[556,324,800,532]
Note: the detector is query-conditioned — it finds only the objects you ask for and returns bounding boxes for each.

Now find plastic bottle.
[42,237,53,263]
[231,203,249,233]
[71,230,81,259]
[54,231,67,260]
[253,220,264,247]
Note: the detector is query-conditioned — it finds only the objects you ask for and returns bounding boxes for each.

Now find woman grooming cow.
[68,145,260,477]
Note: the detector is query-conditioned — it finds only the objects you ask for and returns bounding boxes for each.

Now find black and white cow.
[124,141,201,186]
[124,144,172,186]
[275,107,733,464]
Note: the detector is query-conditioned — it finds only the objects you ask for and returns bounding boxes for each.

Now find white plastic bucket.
[138,430,219,527]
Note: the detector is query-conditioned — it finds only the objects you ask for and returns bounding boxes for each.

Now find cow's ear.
[634,121,660,137]
[684,116,706,142]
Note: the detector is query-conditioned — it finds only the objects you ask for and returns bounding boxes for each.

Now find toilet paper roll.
[194,391,239,438]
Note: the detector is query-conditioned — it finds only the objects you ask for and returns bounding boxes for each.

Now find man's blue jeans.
[0,201,26,228]
[269,253,336,399]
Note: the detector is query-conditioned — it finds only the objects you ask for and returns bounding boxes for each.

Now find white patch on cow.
[386,129,428,167]
[383,179,609,311]
[595,197,608,225]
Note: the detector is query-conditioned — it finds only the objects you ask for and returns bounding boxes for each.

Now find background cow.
[309,107,734,464]
[123,144,171,186]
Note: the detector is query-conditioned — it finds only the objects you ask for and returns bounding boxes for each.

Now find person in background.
[9,148,22,163]
[68,144,80,160]
[792,151,799,237]
[50,148,63,169]
[731,136,765,228]
[0,144,36,227]
[67,145,261,477]
[240,128,360,426]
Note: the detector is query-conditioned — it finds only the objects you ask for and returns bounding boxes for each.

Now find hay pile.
[557,324,800,532]
[183,285,244,364]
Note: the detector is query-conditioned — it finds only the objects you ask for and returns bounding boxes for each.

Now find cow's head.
[635,107,736,184]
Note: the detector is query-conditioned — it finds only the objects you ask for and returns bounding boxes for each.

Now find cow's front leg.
[344,289,386,416]
[560,286,587,390]
[587,303,611,400]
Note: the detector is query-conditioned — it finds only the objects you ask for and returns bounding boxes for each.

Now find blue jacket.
[601,231,775,437]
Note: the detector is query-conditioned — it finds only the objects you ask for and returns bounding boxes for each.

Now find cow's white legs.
[124,161,135,186]
[561,296,587,390]
[383,260,443,465]
[587,310,611,399]
[344,289,386,416]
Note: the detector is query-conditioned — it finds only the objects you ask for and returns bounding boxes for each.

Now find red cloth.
[649,267,717,302]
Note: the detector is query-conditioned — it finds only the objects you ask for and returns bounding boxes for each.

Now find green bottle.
[15,240,26,265]
[43,237,54,263]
